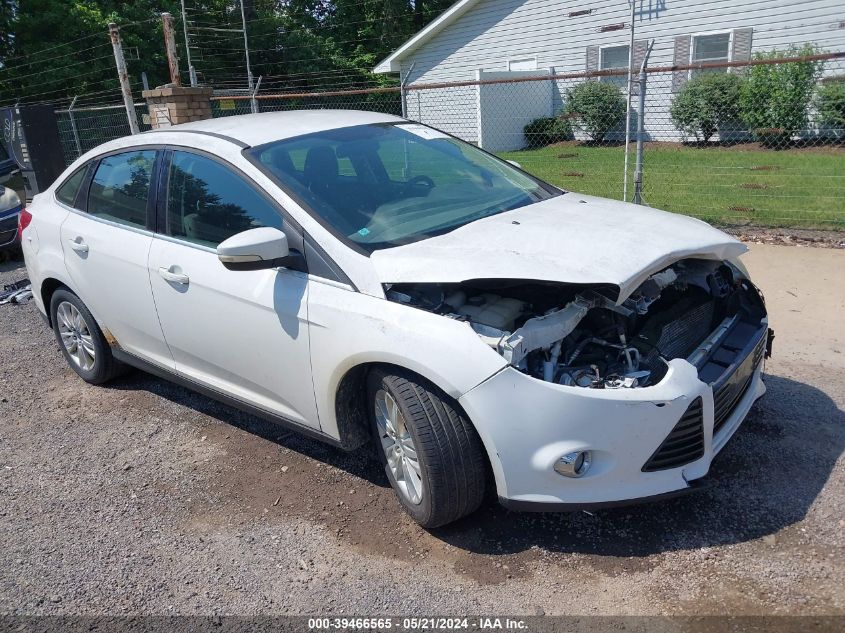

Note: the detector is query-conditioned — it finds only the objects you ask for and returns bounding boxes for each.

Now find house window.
[691,32,732,74]
[600,45,629,87]
[507,57,537,71]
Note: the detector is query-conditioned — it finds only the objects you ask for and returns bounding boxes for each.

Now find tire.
[50,288,127,384]
[367,368,487,528]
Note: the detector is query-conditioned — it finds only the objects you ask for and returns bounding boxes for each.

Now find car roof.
[143,109,406,148]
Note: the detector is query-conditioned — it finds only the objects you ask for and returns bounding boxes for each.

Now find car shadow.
[107,370,842,556]
[106,369,387,489]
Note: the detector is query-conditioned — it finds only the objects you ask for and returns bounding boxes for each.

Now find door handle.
[158,266,190,285]
[68,238,89,254]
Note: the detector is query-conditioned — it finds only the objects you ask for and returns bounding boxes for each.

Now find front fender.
[307,279,507,440]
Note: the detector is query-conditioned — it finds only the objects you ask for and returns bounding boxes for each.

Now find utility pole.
[109,22,140,135]
[162,12,181,86]
[239,0,255,111]
[180,0,198,86]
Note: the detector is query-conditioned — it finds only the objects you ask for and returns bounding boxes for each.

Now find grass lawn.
[500,142,845,229]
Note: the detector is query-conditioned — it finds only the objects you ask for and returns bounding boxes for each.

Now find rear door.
[147,149,319,428]
[60,149,174,369]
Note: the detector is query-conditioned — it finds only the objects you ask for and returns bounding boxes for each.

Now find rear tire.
[50,289,126,384]
[368,368,487,528]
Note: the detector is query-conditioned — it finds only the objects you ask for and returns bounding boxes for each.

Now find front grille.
[642,397,705,472]
[712,332,767,434]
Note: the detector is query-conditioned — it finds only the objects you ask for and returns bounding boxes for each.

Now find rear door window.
[87,151,156,229]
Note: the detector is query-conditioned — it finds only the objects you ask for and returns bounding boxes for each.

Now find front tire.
[50,289,126,384]
[367,369,487,528]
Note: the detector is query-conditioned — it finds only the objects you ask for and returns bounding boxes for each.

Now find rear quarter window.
[55,165,88,208]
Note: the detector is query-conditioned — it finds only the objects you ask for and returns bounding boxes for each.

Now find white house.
[373,0,845,150]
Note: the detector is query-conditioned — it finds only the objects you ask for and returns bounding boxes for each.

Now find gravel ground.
[0,243,843,616]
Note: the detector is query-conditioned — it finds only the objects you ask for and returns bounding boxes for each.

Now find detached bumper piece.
[641,397,704,472]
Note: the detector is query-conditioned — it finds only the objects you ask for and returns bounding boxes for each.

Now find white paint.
[371,192,747,304]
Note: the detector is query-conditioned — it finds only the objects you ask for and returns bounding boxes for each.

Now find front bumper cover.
[459,325,769,510]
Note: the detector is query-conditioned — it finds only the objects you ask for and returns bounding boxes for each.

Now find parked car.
[0,140,16,185]
[20,110,772,527]
[0,183,23,252]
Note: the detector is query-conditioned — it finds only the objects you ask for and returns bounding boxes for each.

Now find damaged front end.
[385,258,769,390]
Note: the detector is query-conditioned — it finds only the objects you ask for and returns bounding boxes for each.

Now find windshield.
[248,123,560,252]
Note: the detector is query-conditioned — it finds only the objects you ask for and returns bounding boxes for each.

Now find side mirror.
[506,159,522,169]
[217,227,291,271]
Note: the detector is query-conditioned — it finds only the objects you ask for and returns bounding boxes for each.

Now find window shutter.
[731,28,754,74]
[672,35,691,92]
[586,45,599,78]
[630,39,649,94]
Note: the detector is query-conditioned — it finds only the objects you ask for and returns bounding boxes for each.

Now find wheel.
[367,368,487,528]
[50,288,126,384]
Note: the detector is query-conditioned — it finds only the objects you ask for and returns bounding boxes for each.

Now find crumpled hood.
[370,193,747,303]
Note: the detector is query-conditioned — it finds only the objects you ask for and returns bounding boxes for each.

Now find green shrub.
[523,116,574,148]
[563,81,627,142]
[670,72,745,142]
[740,44,825,146]
[815,79,845,130]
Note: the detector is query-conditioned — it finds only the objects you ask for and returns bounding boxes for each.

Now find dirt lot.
[0,243,843,616]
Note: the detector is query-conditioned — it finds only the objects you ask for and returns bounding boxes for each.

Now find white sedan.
[19,110,771,527]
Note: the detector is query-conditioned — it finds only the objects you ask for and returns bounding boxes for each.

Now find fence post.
[251,75,262,114]
[162,12,181,86]
[108,22,140,135]
[400,62,416,119]
[632,40,654,205]
[67,96,82,158]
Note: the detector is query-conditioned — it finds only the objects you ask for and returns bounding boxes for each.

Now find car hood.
[370,193,747,304]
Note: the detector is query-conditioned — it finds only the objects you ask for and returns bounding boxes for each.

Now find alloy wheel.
[375,389,423,505]
[56,301,96,372]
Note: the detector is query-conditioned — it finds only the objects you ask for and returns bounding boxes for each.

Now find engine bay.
[385,258,767,389]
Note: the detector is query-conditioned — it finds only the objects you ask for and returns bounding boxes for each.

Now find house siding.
[396,0,845,147]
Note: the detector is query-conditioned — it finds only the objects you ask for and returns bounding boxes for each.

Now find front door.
[148,149,319,428]
[60,149,174,369]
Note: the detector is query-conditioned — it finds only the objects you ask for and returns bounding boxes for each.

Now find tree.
[739,44,825,146]
[563,81,626,143]
[0,0,458,107]
[670,72,745,142]
[0,0,182,107]
[815,79,845,132]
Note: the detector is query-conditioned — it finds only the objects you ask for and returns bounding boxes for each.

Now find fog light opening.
[554,451,592,478]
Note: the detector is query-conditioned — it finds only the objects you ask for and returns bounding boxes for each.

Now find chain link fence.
[54,102,152,165]
[52,52,845,229]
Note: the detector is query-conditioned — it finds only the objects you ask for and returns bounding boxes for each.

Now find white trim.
[689,29,734,77]
[506,55,537,71]
[597,44,630,90]
[598,43,630,70]
[373,0,484,73]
